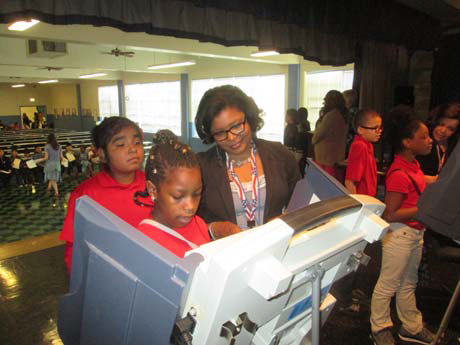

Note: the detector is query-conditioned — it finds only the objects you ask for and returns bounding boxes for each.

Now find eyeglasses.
[211,118,246,142]
[360,125,383,132]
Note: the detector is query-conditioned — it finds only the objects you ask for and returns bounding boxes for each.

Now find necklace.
[230,157,251,167]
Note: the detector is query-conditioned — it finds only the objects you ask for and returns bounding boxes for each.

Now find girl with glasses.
[194,85,301,239]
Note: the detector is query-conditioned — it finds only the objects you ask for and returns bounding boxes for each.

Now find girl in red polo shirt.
[60,117,152,272]
[137,130,210,258]
[370,108,435,345]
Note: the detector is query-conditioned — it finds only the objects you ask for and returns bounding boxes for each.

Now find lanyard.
[226,143,259,228]
[436,144,446,173]
[139,219,198,249]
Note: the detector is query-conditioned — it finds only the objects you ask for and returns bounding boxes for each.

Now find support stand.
[310,265,325,345]
[431,278,460,345]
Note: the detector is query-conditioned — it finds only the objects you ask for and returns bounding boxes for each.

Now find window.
[125,81,181,135]
[98,85,119,119]
[304,70,353,129]
[191,74,286,142]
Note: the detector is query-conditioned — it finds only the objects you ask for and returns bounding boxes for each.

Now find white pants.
[370,223,424,334]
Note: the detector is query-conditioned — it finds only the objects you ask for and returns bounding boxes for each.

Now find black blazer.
[197,138,301,224]
[418,139,458,176]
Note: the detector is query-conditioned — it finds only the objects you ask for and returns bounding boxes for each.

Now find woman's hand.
[209,221,241,240]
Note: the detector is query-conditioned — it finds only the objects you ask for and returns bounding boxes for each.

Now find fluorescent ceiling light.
[11,84,25,88]
[79,73,107,79]
[148,61,195,70]
[38,79,58,84]
[250,50,280,57]
[8,19,39,31]
[29,98,35,102]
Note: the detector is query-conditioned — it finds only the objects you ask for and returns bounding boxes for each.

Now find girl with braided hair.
[137,130,210,258]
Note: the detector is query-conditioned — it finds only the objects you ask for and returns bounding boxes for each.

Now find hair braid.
[145,130,200,186]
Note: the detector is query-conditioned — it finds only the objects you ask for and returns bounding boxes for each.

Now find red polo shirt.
[346,135,377,196]
[137,216,210,258]
[60,170,152,271]
[386,155,426,230]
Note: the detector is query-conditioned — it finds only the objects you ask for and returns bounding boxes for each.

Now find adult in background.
[417,102,460,176]
[343,89,359,155]
[43,133,65,196]
[195,85,301,238]
[22,113,31,129]
[283,108,299,154]
[416,102,460,286]
[297,107,311,176]
[312,90,348,183]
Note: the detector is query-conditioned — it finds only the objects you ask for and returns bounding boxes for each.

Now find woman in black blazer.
[195,85,301,238]
[418,102,460,176]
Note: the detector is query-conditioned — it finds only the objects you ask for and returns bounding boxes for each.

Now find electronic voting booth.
[58,159,389,345]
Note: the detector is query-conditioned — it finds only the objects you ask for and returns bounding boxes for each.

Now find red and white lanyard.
[436,144,446,173]
[226,143,259,228]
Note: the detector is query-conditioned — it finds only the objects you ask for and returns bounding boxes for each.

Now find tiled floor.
[0,177,83,244]
[0,245,68,345]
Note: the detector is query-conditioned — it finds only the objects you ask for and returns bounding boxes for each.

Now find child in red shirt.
[370,109,435,345]
[345,109,382,196]
[60,117,152,272]
[137,130,210,258]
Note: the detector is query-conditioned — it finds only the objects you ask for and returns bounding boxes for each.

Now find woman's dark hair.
[145,129,200,187]
[323,90,347,118]
[194,85,264,144]
[426,102,460,132]
[47,133,59,150]
[297,107,309,122]
[385,105,422,154]
[91,117,142,158]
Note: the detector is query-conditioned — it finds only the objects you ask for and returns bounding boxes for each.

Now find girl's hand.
[209,221,241,240]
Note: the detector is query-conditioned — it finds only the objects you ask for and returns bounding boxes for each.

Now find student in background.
[0,148,12,187]
[78,145,90,178]
[63,142,79,178]
[32,145,45,183]
[43,133,64,196]
[370,109,435,345]
[60,117,151,273]
[332,110,383,314]
[345,109,382,195]
[21,149,35,190]
[10,146,25,187]
[137,130,210,258]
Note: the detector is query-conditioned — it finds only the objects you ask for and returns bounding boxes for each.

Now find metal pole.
[311,265,325,345]
[431,278,460,345]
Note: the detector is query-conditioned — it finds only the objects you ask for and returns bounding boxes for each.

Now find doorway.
[19,105,47,128]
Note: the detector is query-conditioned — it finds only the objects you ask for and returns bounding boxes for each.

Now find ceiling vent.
[27,39,67,58]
